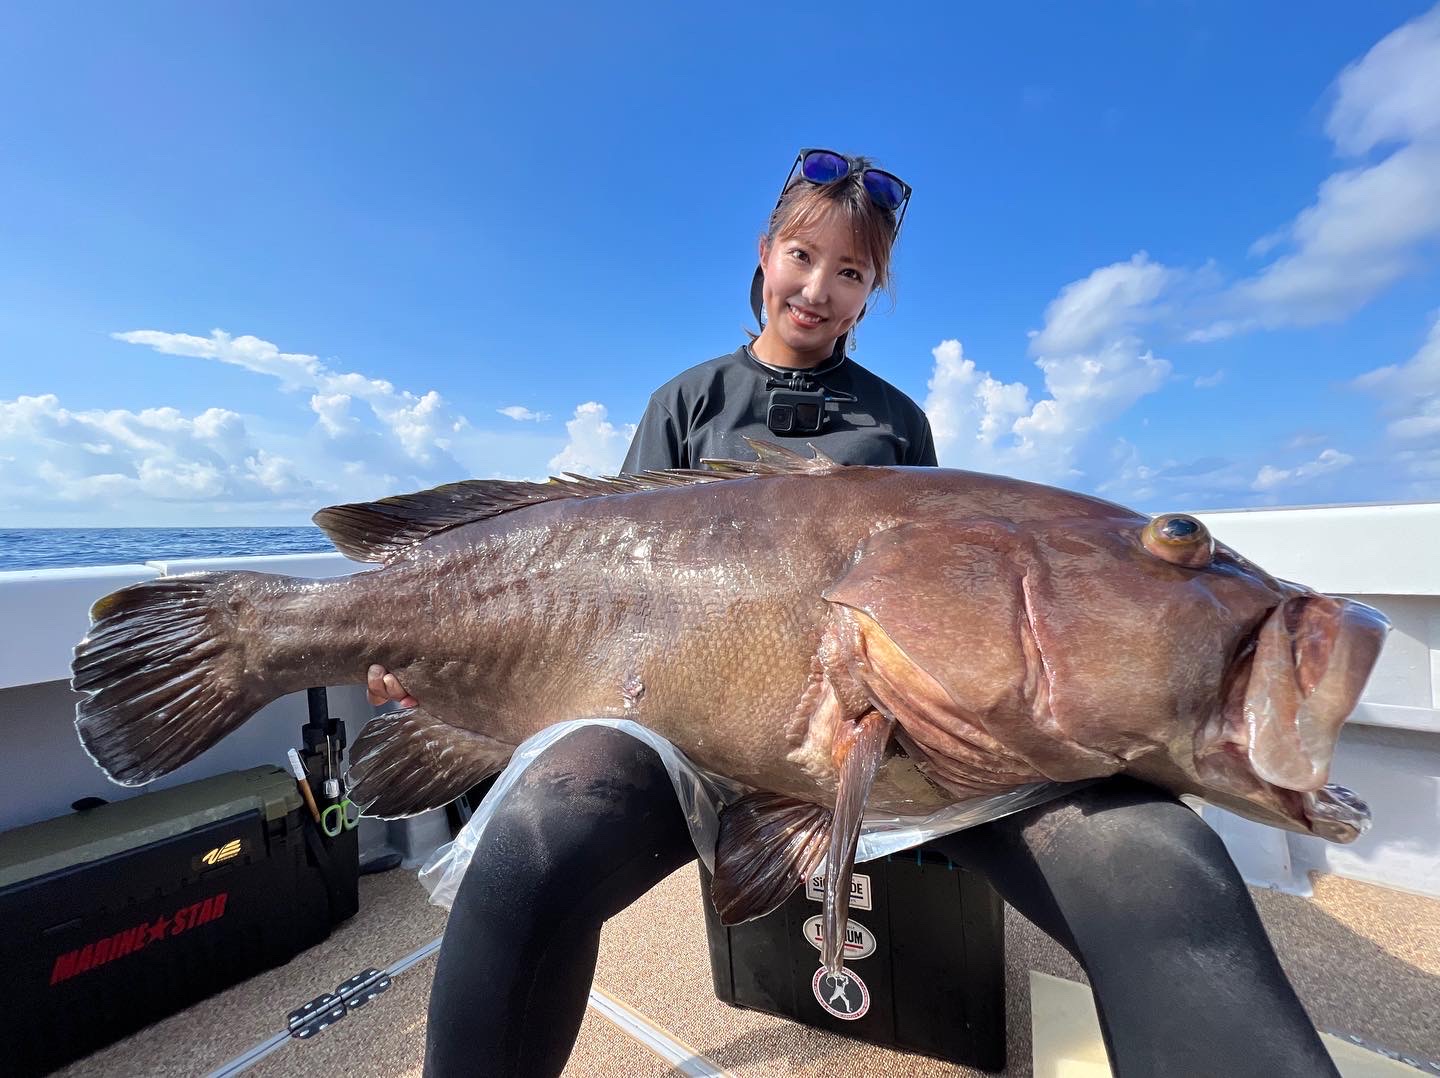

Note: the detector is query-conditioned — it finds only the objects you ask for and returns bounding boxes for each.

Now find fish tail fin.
[348,707,513,819]
[72,573,277,786]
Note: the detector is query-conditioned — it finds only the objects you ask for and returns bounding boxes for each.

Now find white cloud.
[925,257,1173,483]
[1352,312,1440,432]
[1326,5,1440,156]
[1194,370,1225,388]
[5,330,631,524]
[1028,253,1171,356]
[547,402,636,476]
[923,339,1031,471]
[498,405,551,422]
[1201,6,1440,332]
[1252,448,1355,491]
[0,393,330,512]
[115,329,460,468]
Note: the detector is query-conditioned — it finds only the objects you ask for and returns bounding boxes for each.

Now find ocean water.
[0,527,339,572]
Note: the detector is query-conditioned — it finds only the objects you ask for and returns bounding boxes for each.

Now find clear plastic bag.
[419,717,1079,910]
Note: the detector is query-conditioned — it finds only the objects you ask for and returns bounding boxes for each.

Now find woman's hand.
[367,664,418,709]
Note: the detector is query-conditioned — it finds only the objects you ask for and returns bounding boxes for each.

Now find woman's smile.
[787,304,825,328]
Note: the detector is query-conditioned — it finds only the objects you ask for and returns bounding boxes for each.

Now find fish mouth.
[1200,594,1388,843]
[1199,746,1373,843]
[1299,783,1371,843]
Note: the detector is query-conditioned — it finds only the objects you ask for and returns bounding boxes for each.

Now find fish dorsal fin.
[711,793,832,925]
[315,441,844,564]
[700,438,841,476]
[313,468,726,563]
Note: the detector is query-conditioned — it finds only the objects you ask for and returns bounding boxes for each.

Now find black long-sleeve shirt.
[621,345,937,474]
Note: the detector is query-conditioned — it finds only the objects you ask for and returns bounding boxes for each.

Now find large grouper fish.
[71,441,1388,975]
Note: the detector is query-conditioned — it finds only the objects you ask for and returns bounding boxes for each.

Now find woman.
[378,151,1337,1078]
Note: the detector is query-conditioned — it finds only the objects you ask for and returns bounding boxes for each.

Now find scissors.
[321,794,361,837]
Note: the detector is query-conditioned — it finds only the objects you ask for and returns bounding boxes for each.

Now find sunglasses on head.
[776,148,912,231]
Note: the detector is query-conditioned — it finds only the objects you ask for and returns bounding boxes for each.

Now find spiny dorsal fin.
[315,441,843,564]
[700,438,841,476]
[314,469,720,563]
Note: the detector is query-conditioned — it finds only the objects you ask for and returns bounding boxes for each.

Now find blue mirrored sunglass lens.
[801,152,849,184]
[862,172,904,210]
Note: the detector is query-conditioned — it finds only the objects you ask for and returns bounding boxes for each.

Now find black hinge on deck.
[286,968,393,1040]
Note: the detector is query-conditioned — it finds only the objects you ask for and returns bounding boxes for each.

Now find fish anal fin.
[347,708,513,819]
[711,793,831,926]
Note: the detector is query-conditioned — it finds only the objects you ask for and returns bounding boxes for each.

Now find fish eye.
[1142,513,1214,568]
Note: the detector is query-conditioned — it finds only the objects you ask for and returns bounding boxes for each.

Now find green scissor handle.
[321,798,361,837]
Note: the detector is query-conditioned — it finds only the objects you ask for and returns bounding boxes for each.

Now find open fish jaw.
[1195,594,1388,842]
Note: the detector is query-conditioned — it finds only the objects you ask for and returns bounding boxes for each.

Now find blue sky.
[2,2,1439,526]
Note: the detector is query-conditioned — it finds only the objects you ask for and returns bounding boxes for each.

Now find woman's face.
[755,209,876,366]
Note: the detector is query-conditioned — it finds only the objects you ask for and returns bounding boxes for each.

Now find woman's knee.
[494,725,677,826]
[1017,779,1254,933]
[462,725,691,906]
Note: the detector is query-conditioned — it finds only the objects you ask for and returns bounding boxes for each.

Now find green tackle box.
[0,765,358,1076]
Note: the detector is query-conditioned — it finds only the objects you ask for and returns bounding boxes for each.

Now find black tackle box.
[701,846,1007,1071]
[0,765,358,1076]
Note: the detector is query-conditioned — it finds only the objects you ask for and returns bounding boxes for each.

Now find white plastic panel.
[0,553,365,691]
[0,565,160,690]
[1192,502,1440,596]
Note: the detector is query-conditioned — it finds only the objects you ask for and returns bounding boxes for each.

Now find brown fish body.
[71,446,1389,970]
[81,455,1382,841]
[72,445,1388,968]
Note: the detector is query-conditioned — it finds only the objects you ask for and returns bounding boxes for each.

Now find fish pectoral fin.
[822,710,894,974]
[346,708,513,820]
[711,793,832,926]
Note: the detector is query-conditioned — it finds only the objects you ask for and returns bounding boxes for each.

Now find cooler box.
[0,765,358,1076]
[701,846,1007,1071]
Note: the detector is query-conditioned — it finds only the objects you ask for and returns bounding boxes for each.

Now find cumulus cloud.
[547,403,636,476]
[115,329,462,469]
[1028,253,1172,355]
[1198,5,1440,335]
[498,405,551,422]
[925,256,1172,483]
[0,393,329,514]
[6,330,631,524]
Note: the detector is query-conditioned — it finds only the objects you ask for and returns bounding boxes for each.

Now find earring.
[847,327,857,354]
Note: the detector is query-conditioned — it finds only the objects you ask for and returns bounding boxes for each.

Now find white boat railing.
[1,502,1437,897]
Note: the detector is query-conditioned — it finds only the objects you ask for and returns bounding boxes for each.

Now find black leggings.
[424,726,1337,1078]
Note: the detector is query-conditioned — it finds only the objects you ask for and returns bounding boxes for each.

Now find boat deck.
[58,860,1440,1077]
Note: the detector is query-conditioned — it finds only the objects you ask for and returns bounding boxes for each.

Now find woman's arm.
[911,414,939,467]
[621,397,685,473]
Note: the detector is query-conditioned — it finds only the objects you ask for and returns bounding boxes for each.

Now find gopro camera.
[771,382,829,431]
[767,378,828,434]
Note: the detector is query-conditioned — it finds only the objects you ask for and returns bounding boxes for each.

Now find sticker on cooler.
[812,966,871,1020]
[805,870,872,911]
[801,914,876,961]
